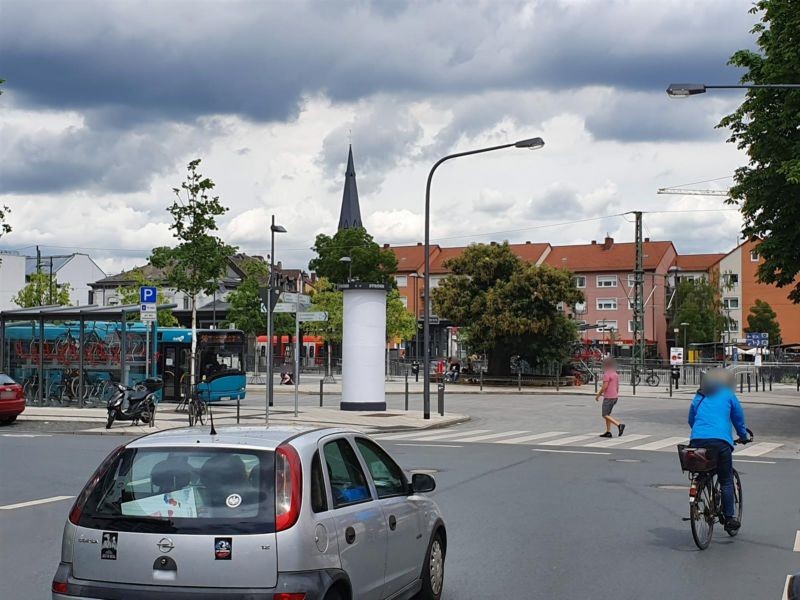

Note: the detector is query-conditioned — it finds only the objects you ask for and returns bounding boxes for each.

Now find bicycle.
[678,429,753,550]
[186,384,207,427]
[632,367,660,387]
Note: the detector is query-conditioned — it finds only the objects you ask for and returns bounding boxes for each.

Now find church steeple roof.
[337,145,363,230]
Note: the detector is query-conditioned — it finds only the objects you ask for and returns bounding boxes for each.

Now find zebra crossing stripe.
[448,430,530,443]
[735,442,783,457]
[408,429,492,442]
[539,434,597,447]
[377,429,488,441]
[496,431,569,444]
[584,434,650,448]
[628,436,688,451]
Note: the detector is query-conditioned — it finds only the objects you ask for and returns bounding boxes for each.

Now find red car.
[0,373,25,425]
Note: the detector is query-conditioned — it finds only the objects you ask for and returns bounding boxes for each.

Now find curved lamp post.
[423,137,545,419]
[667,83,800,97]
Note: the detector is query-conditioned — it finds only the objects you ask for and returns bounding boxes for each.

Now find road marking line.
[532,449,611,456]
[734,459,776,465]
[794,531,800,552]
[0,495,74,510]
[1,433,53,437]
[585,434,650,448]
[496,431,569,444]
[447,430,529,443]
[539,434,597,447]
[735,442,783,457]
[407,429,492,441]
[628,436,688,451]
[378,429,489,441]
[392,443,463,448]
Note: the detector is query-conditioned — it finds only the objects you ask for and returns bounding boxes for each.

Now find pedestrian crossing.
[375,428,787,458]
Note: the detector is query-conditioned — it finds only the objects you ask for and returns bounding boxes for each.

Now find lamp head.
[271,224,287,233]
[666,83,707,98]
[514,137,545,149]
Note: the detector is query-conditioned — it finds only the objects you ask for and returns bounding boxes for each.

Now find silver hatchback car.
[52,426,446,600]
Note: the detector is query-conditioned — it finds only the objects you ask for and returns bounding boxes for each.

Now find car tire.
[417,530,445,600]
[323,587,345,600]
[105,413,115,430]
[0,416,16,425]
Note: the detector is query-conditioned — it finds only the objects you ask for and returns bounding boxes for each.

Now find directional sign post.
[139,287,158,378]
[746,332,769,348]
[282,292,311,306]
[273,303,296,313]
[297,311,328,322]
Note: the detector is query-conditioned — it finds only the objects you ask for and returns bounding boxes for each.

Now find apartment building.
[0,252,26,311]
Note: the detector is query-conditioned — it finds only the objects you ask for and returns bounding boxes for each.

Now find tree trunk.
[190,293,197,389]
[327,340,332,378]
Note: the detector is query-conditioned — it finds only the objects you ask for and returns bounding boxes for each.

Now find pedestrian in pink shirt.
[595,357,626,438]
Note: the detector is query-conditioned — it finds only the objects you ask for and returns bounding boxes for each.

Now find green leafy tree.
[744,299,782,345]
[151,159,238,386]
[673,279,728,349]
[0,205,10,241]
[115,268,178,326]
[13,273,71,307]
[387,289,417,342]
[303,279,344,378]
[224,260,269,336]
[432,243,583,375]
[718,1,800,301]
[309,227,398,286]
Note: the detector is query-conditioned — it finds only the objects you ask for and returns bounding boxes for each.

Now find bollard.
[594,371,599,394]
[236,398,240,424]
[669,371,673,397]
[518,371,522,392]
[769,372,772,392]
[405,373,409,411]
[797,369,799,392]
[319,379,324,407]
[555,366,560,392]
[480,370,484,391]
[747,372,751,393]
[437,383,445,416]
[632,369,637,396]
[740,373,744,394]
[755,373,759,392]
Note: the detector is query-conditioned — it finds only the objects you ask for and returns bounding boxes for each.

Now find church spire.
[337,145,363,230]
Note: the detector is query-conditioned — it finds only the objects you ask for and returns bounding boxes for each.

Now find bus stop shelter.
[0,303,177,406]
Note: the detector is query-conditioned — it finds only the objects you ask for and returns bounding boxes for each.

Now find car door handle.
[388,515,397,531]
[345,527,356,544]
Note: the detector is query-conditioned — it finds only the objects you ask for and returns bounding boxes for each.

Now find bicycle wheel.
[726,469,743,537]
[188,400,197,426]
[196,400,206,426]
[690,476,715,550]
[647,374,660,387]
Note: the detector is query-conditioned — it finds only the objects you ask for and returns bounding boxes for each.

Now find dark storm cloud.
[0,0,754,125]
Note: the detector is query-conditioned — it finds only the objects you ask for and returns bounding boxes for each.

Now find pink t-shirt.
[603,370,619,399]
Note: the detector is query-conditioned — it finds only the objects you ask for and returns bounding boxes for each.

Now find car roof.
[127,425,357,451]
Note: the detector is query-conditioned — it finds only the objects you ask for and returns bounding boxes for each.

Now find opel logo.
[157,538,175,553]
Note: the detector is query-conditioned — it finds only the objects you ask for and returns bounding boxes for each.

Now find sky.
[0,0,759,277]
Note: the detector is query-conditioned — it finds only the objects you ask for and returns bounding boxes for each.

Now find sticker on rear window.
[225,493,242,508]
[101,532,118,560]
[215,537,232,560]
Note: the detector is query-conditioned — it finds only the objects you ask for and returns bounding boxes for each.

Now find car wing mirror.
[411,473,436,494]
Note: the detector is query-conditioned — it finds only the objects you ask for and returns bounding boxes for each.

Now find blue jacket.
[688,388,748,447]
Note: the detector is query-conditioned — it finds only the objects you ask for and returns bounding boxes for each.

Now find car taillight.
[52,580,69,594]
[273,594,306,600]
[68,444,126,525]
[275,444,302,532]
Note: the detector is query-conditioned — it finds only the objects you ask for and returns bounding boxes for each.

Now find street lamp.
[423,137,545,419]
[339,256,352,282]
[266,216,287,423]
[667,82,800,97]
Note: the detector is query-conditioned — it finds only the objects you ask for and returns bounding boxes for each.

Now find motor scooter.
[106,377,163,429]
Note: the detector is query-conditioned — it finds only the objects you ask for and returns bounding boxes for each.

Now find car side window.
[310,451,328,513]
[355,438,407,499]
[323,439,373,508]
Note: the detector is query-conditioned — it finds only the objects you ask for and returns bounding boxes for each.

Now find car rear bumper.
[52,562,343,600]
[0,398,25,418]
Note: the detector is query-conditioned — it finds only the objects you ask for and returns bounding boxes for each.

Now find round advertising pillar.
[340,283,388,411]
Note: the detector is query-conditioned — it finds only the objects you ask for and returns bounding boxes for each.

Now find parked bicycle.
[678,428,753,550]
[186,383,207,427]
[631,367,660,387]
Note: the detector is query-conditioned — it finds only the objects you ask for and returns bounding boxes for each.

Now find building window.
[556,302,565,312]
[727,319,739,332]
[183,296,190,310]
[395,275,408,287]
[678,275,698,283]
[598,320,617,332]
[628,320,636,333]
[574,301,587,314]
[750,250,759,262]
[597,298,617,311]
[723,297,739,309]
[597,275,618,288]
[627,299,635,310]
[399,296,408,308]
[627,274,636,287]
[430,276,443,289]
[573,276,586,288]
[723,273,739,286]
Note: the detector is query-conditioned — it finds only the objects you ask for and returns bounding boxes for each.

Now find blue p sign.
[140,286,157,304]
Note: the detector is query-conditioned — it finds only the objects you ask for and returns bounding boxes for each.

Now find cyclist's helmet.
[699,368,735,395]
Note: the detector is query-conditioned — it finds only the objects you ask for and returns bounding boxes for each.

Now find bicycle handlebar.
[734,428,755,445]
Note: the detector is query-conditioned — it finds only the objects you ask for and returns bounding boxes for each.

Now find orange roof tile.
[508,242,551,264]
[674,253,726,272]
[430,247,466,274]
[544,239,675,272]
[387,244,428,273]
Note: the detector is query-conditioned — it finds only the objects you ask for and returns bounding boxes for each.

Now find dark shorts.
[602,398,618,417]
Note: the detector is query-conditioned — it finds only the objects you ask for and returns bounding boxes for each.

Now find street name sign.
[282,292,311,305]
[297,311,328,322]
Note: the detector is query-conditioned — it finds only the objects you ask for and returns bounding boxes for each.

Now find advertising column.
[340,282,388,411]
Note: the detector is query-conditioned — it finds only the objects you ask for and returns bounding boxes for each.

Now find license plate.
[0,391,18,400]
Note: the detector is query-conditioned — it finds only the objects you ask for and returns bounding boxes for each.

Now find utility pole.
[632,211,646,370]
[36,246,42,306]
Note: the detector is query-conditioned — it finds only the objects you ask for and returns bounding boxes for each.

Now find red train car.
[255,335,325,366]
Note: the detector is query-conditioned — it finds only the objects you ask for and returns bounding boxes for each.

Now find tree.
[672,279,728,348]
[744,299,782,345]
[432,243,583,375]
[0,205,9,242]
[115,268,178,326]
[718,1,800,301]
[386,289,417,342]
[224,260,270,336]
[13,273,71,307]
[309,227,398,286]
[151,159,238,386]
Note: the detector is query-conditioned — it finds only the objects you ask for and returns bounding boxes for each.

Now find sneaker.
[599,432,613,438]
[724,518,741,533]
[618,424,626,437]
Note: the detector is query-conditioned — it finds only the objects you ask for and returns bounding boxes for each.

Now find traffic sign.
[282,292,311,306]
[140,304,157,322]
[297,311,328,322]
[273,303,296,313]
[746,332,769,347]
[669,347,684,366]
[429,315,440,325]
[139,286,157,304]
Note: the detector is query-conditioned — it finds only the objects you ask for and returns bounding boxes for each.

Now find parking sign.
[140,286,157,304]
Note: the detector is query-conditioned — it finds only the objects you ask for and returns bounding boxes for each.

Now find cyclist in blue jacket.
[688,368,751,533]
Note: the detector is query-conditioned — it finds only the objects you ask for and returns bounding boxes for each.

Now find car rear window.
[77,447,276,534]
[0,374,16,385]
